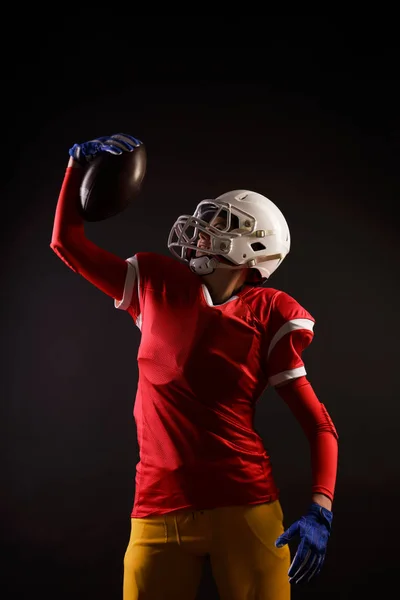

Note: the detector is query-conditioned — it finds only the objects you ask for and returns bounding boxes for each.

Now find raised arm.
[50,135,141,302]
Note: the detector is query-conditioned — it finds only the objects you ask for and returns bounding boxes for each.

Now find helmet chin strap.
[189,255,245,276]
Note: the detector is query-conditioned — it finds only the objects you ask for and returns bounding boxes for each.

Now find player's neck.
[202,268,248,304]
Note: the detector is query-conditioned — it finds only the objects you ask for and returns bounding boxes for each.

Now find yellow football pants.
[123,500,291,600]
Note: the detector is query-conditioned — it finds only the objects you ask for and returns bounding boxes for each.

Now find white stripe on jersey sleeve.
[114,255,140,312]
[267,318,314,358]
[269,366,307,387]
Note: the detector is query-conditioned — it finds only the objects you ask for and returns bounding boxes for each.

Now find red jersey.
[115,251,315,517]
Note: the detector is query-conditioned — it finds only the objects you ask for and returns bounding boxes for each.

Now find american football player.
[50,134,338,600]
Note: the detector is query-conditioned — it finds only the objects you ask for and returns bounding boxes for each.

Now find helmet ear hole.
[250,242,267,252]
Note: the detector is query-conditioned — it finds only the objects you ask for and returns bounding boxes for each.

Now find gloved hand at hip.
[275,502,333,584]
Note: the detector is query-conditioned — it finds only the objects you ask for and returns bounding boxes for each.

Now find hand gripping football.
[79,142,147,222]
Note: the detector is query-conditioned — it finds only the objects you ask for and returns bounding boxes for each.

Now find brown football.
[79,144,147,222]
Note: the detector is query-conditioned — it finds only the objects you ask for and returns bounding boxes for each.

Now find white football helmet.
[167,189,291,279]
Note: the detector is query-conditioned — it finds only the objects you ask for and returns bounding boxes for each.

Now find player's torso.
[128,253,309,513]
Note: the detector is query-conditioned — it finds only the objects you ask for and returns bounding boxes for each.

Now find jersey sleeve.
[114,254,142,329]
[264,291,315,387]
[114,251,190,331]
[114,251,159,331]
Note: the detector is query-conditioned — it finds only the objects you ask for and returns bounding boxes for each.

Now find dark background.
[2,42,399,599]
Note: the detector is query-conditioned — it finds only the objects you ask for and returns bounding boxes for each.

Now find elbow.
[320,404,339,440]
[309,422,339,443]
[302,406,339,443]
[50,240,79,273]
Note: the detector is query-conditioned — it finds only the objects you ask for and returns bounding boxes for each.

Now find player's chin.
[195,249,210,257]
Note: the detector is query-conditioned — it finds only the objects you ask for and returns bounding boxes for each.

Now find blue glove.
[275,502,333,584]
[69,133,142,165]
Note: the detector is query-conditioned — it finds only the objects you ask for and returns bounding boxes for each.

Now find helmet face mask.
[171,202,244,260]
[168,190,291,279]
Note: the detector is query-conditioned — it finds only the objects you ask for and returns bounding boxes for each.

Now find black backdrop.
[2,44,399,599]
